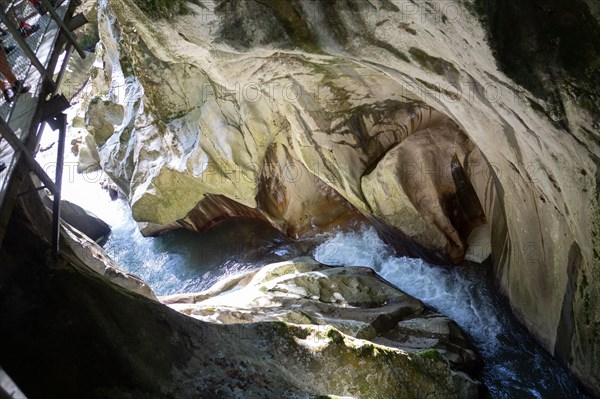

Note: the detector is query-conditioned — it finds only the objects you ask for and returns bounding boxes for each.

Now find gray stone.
[163,257,481,373]
[43,195,110,244]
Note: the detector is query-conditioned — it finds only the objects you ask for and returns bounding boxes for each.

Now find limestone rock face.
[85,98,125,146]
[42,195,111,244]
[84,0,600,394]
[77,133,101,173]
[0,188,479,399]
[163,257,481,375]
[62,224,156,301]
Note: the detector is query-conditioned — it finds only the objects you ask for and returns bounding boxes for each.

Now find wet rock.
[100,178,120,201]
[42,195,110,244]
[163,257,481,374]
[0,190,479,399]
[375,314,480,372]
[62,223,156,300]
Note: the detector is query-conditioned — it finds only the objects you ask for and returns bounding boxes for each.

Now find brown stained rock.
[256,142,366,238]
[84,0,600,394]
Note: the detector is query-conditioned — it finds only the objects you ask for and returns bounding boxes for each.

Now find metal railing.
[0,0,86,257]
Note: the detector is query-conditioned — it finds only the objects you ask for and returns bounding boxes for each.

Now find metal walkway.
[0,3,86,395]
[0,0,86,255]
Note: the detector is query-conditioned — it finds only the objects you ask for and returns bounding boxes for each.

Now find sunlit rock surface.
[163,257,481,374]
[0,189,478,399]
[81,0,600,394]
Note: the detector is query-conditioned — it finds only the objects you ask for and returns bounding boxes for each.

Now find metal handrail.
[0,9,56,88]
[0,117,59,194]
[39,0,85,59]
[0,0,86,257]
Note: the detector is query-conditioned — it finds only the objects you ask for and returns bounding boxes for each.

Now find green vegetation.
[326,328,344,344]
[592,203,600,264]
[358,344,377,358]
[76,29,99,51]
[118,42,134,76]
[409,47,460,80]
[475,0,600,115]
[579,273,592,325]
[133,0,193,19]
[256,0,321,53]
[418,349,443,362]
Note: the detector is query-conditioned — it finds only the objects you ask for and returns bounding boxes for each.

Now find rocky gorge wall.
[0,169,480,398]
[77,0,600,395]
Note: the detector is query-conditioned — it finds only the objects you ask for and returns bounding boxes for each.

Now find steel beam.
[50,113,66,258]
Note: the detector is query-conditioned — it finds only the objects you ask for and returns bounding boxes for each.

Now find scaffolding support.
[0,118,59,194]
[39,0,86,59]
[49,113,66,259]
[0,9,55,88]
[0,0,85,255]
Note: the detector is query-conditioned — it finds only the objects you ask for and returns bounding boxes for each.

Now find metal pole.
[0,10,55,89]
[32,44,74,151]
[53,43,73,90]
[0,118,59,194]
[38,0,86,59]
[51,113,66,258]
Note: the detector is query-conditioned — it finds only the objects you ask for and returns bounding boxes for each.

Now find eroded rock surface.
[79,0,600,394]
[87,0,492,266]
[42,195,111,244]
[0,182,479,399]
[163,257,480,372]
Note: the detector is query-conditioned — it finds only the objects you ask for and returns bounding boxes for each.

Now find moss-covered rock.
[162,257,481,376]
[0,184,479,399]
[82,0,600,394]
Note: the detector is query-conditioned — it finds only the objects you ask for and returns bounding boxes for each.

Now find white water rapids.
[313,227,585,398]
[35,123,586,398]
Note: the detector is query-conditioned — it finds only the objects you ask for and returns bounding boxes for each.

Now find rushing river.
[313,228,587,399]
[58,178,587,398]
[36,130,587,398]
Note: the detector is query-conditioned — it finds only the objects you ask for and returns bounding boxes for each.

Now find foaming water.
[314,227,503,353]
[103,207,296,296]
[314,226,585,398]
[38,124,585,396]
[61,182,296,296]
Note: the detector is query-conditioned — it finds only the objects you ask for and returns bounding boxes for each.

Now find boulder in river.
[163,257,481,375]
[43,195,111,244]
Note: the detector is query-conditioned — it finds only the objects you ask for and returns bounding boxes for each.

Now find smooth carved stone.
[42,195,111,244]
[82,0,600,394]
[163,257,481,374]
